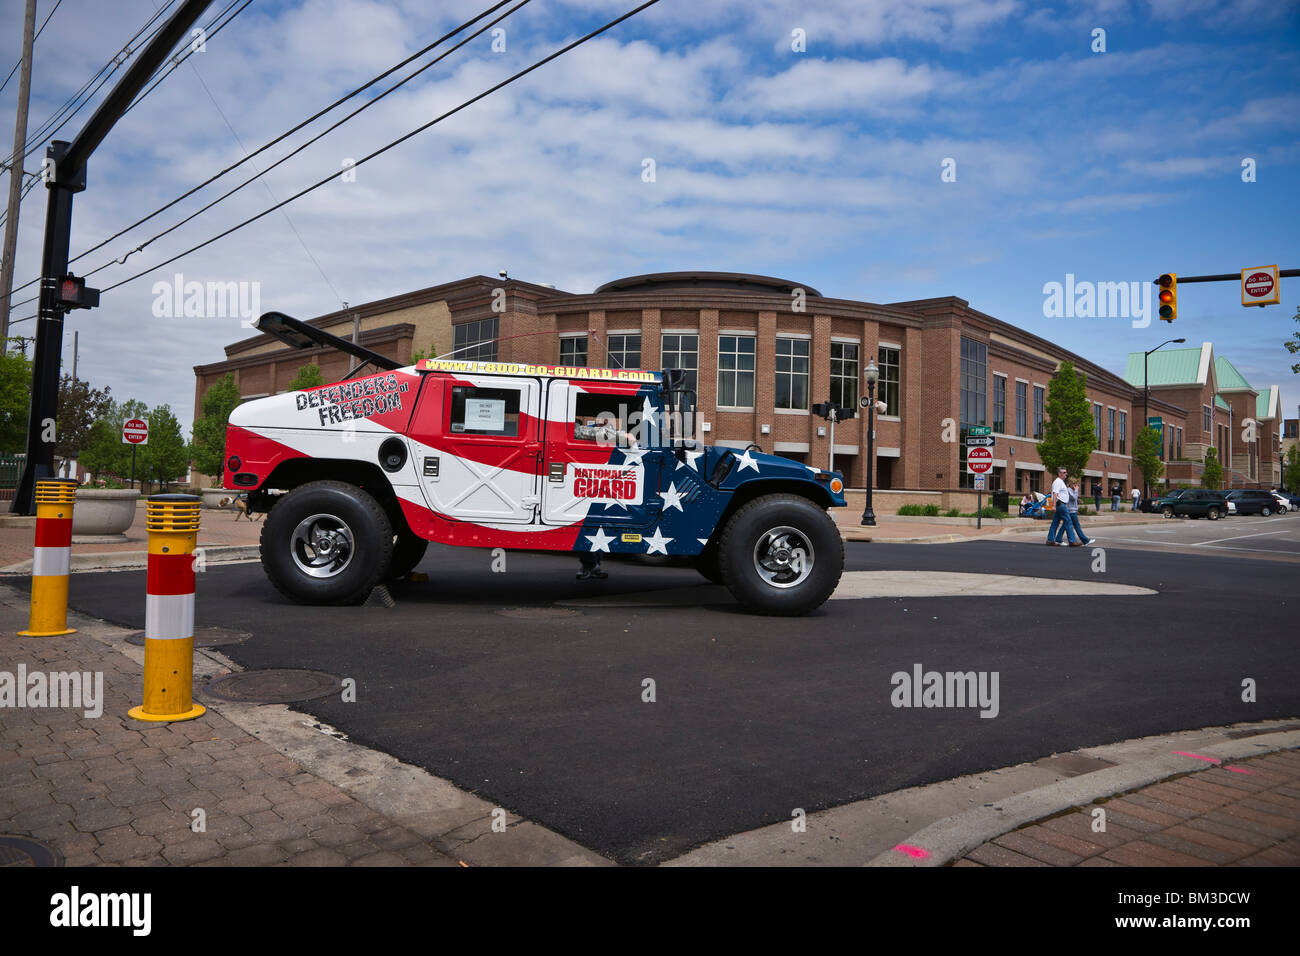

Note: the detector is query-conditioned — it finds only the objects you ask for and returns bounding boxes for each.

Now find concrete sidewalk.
[0,585,607,867]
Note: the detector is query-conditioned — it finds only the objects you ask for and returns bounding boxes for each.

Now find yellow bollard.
[18,478,79,637]
[128,494,205,722]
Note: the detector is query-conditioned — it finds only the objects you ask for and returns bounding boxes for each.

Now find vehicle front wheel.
[387,532,429,580]
[717,494,843,615]
[1161,506,1174,518]
[260,480,393,604]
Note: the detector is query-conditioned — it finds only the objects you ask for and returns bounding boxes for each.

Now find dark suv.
[1224,489,1279,516]
[1154,488,1229,519]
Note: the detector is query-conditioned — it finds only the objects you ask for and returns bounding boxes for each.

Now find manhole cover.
[125,627,253,647]
[201,670,343,704]
[0,836,63,867]
[494,607,581,620]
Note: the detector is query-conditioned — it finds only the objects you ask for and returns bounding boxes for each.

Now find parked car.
[1270,491,1290,513]
[1153,488,1229,519]
[1224,489,1279,516]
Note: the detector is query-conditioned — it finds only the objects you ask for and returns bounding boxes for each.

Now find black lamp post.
[860,358,879,526]
[1142,337,1185,501]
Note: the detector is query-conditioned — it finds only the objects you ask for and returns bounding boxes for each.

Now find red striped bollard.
[18,478,79,637]
[128,494,205,722]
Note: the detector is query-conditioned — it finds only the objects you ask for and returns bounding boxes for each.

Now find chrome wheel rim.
[291,513,356,578]
[752,525,814,589]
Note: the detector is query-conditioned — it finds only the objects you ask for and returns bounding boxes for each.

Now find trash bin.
[992,489,1009,513]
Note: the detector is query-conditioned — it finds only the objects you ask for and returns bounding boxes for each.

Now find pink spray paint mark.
[1225,766,1253,774]
[894,844,929,859]
[1172,751,1221,764]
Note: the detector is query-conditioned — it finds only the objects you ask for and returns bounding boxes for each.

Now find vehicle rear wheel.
[1161,506,1174,518]
[1261,505,1272,517]
[387,532,429,580]
[1207,507,1220,520]
[261,480,393,605]
[717,494,843,615]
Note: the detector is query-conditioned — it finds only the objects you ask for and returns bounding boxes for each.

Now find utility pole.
[11,0,215,515]
[0,0,38,354]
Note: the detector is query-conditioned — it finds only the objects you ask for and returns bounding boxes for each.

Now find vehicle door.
[406,375,542,524]
[539,379,665,529]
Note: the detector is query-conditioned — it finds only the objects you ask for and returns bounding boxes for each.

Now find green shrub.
[943,508,962,517]
[898,503,941,517]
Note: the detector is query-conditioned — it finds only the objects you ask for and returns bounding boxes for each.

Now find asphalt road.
[19,539,1298,865]
[1042,512,1300,562]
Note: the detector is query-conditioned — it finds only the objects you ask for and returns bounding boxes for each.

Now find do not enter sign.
[1241,265,1280,306]
[122,419,149,445]
[967,447,993,474]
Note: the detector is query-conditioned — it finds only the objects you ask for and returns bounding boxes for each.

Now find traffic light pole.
[1155,270,1300,284]
[10,0,214,514]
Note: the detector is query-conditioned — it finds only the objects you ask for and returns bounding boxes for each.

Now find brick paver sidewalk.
[0,593,458,866]
[957,750,1300,867]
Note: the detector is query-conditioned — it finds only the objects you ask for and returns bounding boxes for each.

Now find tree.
[1285,445,1300,492]
[285,363,324,391]
[0,346,33,454]
[140,404,189,490]
[1285,303,1300,375]
[1037,360,1094,479]
[191,374,241,481]
[1202,447,1223,490]
[1133,425,1165,491]
[56,374,113,472]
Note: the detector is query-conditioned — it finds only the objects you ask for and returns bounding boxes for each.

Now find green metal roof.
[1257,389,1274,419]
[1215,395,1230,411]
[1123,348,1204,388]
[1214,356,1253,391]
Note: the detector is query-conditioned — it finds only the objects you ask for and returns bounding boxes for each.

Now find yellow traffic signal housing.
[1157,273,1177,321]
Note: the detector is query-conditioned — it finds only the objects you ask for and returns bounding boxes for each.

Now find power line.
[5,0,520,303]
[0,0,63,97]
[1,0,180,171]
[121,0,250,118]
[94,0,662,298]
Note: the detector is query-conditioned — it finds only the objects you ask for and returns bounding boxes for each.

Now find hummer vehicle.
[223,312,847,615]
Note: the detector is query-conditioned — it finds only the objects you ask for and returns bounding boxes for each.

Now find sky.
[1,0,1298,430]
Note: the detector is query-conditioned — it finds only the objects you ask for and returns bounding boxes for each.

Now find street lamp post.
[860,359,879,526]
[1142,337,1185,502]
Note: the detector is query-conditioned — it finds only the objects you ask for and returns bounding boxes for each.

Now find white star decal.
[697,538,710,546]
[658,482,685,512]
[644,527,673,555]
[585,527,614,552]
[735,449,760,472]
[619,446,648,466]
[677,448,704,471]
[641,395,659,432]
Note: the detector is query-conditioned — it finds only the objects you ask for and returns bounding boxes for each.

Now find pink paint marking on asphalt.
[1225,766,1253,774]
[894,844,929,859]
[1172,751,1221,764]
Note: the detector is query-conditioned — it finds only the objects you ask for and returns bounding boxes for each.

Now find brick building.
[193,271,1284,499]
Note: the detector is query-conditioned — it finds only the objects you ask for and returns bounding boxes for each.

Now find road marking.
[1190,530,1287,547]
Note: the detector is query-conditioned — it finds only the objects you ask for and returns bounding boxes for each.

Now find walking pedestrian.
[1055,477,1091,545]
[1111,485,1119,511]
[1131,486,1141,512]
[1046,466,1080,546]
[1093,483,1102,512]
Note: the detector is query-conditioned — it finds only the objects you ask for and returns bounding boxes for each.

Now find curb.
[865,727,1300,867]
[0,544,260,574]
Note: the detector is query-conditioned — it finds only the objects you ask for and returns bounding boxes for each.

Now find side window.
[572,392,627,445]
[449,385,520,437]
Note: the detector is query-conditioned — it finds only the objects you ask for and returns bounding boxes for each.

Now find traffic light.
[1157,273,1177,322]
[57,274,99,310]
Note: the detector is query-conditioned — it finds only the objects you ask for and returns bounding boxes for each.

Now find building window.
[878,346,900,416]
[1107,408,1116,453]
[1033,385,1044,439]
[1015,381,1027,437]
[1119,410,1127,455]
[1177,427,1183,459]
[560,335,588,367]
[718,335,756,408]
[992,375,1006,434]
[830,342,859,409]
[660,334,698,393]
[959,337,986,430]
[452,318,498,361]
[605,333,641,370]
[1202,405,1212,433]
[1017,469,1042,494]
[1093,404,1102,450]
[774,338,810,410]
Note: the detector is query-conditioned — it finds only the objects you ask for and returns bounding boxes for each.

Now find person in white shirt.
[1046,467,1080,546]
[1131,486,1142,511]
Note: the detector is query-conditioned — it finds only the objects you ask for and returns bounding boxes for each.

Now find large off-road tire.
[386,533,429,581]
[717,494,843,615]
[260,480,393,605]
